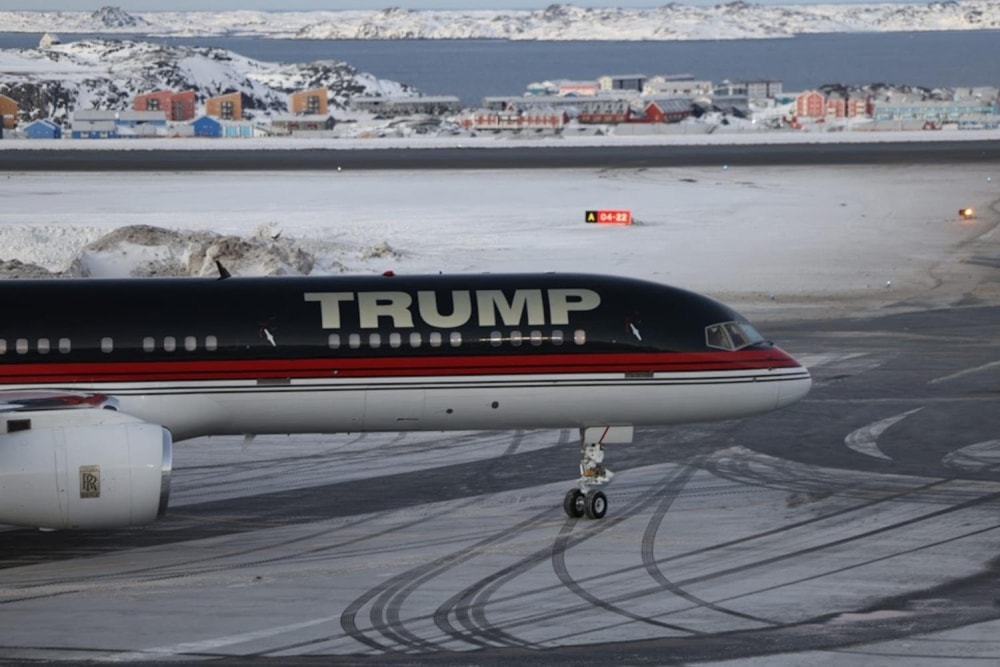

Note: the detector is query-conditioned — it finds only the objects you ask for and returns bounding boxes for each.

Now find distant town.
[2,33,998,141]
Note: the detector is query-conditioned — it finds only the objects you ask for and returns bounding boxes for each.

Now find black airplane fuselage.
[0,272,811,440]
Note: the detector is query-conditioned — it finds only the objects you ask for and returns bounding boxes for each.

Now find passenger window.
[450,332,462,347]
[429,332,442,348]
[0,339,6,354]
[143,337,155,352]
[349,333,361,350]
[530,330,543,346]
[409,332,422,348]
[37,338,50,354]
[389,333,402,349]
[328,333,341,350]
[16,338,28,354]
[573,330,586,346]
[511,330,523,347]
[205,336,218,352]
[551,330,564,346]
[101,337,113,353]
[59,338,71,354]
[163,336,176,352]
[369,333,382,349]
[184,336,197,352]
[490,331,502,347]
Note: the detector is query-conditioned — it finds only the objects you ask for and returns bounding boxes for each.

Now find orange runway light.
[959,207,975,220]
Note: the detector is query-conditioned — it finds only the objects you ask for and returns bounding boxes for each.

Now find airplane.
[0,271,811,529]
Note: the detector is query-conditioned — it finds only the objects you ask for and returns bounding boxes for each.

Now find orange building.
[205,92,243,121]
[794,90,826,118]
[0,94,18,129]
[134,90,196,121]
[289,88,328,116]
[825,94,869,118]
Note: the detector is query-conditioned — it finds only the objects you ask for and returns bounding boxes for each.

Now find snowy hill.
[0,2,998,40]
[0,39,415,125]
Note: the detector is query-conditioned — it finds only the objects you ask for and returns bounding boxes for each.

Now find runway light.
[959,207,975,220]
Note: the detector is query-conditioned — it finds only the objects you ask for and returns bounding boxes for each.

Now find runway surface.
[7,139,1000,171]
[1,300,999,665]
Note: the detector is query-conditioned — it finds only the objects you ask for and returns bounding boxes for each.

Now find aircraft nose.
[777,359,812,409]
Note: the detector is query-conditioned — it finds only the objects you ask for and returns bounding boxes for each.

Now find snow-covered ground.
[0,39,413,127]
[2,3,999,40]
[1,163,997,323]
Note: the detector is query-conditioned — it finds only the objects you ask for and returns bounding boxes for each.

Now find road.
[6,138,1000,171]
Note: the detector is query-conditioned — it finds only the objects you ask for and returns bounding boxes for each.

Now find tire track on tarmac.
[434,463,706,650]
[337,507,558,654]
[638,457,781,626]
[425,470,1000,646]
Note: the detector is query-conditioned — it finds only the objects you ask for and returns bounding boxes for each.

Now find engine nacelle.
[0,407,172,529]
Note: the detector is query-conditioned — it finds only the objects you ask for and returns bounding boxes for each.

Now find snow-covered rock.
[0,39,416,125]
[0,3,998,40]
[91,5,149,30]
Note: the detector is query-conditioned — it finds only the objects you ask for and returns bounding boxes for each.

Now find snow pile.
[0,224,316,279]
[0,3,999,40]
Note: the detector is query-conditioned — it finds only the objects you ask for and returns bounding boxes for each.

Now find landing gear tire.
[563,488,586,518]
[584,490,607,520]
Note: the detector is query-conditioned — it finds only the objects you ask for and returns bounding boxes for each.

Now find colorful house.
[794,90,826,118]
[191,115,255,138]
[205,92,243,121]
[134,90,197,121]
[23,119,61,139]
[289,88,328,116]
[0,94,18,130]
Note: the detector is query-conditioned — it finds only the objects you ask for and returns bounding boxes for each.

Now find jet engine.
[0,407,171,530]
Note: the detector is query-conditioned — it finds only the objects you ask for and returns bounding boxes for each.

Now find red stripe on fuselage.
[0,349,801,384]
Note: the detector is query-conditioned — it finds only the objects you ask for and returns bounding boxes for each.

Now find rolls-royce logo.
[79,465,101,499]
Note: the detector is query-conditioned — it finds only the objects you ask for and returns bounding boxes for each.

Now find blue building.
[192,115,222,138]
[192,115,255,138]
[23,119,61,139]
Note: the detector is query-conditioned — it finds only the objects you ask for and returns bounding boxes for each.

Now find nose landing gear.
[562,426,631,520]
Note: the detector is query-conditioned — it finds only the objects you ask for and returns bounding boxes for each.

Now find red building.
[631,100,692,124]
[134,90,196,121]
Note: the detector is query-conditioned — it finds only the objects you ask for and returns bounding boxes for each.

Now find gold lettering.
[358,292,414,329]
[476,289,545,326]
[547,288,601,325]
[417,290,472,328]
[304,292,355,329]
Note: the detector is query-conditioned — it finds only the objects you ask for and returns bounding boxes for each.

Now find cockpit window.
[705,321,766,351]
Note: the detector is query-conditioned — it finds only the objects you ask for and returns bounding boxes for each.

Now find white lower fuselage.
[12,364,811,442]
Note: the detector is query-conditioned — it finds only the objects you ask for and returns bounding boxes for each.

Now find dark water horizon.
[2,30,998,106]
